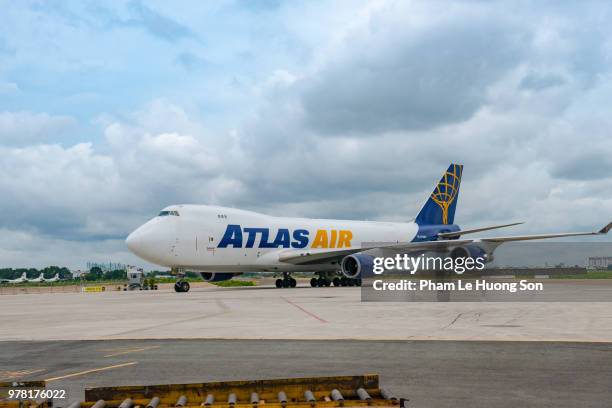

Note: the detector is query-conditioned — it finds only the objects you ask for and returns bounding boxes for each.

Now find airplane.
[44,273,61,283]
[0,272,28,284]
[126,164,612,292]
[28,273,46,283]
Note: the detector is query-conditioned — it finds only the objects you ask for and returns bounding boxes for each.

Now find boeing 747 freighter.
[126,164,612,292]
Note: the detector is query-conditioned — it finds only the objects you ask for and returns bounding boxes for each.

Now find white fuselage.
[1,273,27,284]
[28,274,45,283]
[126,205,418,272]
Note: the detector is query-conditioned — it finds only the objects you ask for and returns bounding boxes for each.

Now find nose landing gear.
[174,281,190,292]
[275,272,297,288]
[173,268,190,292]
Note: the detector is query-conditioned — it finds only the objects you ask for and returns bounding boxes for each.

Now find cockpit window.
[158,210,180,217]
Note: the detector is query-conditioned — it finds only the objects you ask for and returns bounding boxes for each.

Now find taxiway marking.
[281,296,328,323]
[104,345,160,357]
[45,362,137,382]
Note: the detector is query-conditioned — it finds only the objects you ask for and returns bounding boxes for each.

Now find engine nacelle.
[450,245,492,263]
[200,272,240,282]
[340,253,375,279]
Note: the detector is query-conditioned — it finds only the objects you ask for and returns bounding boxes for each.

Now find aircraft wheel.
[181,281,190,292]
[174,282,182,292]
[332,277,340,287]
[289,278,297,287]
[310,278,318,287]
[356,279,362,287]
[324,279,331,287]
[317,277,326,287]
[275,279,283,288]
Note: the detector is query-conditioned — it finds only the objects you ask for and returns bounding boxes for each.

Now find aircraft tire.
[181,281,190,292]
[324,279,331,287]
[275,279,283,288]
[289,278,297,287]
[333,277,340,287]
[310,278,318,287]
[174,282,182,292]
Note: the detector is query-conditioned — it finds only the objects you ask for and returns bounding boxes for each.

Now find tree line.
[0,266,177,282]
[0,266,72,280]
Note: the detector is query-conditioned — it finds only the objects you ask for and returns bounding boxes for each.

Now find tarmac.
[1,282,612,342]
[1,339,611,408]
[1,283,612,407]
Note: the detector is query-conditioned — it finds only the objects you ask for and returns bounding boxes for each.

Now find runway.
[1,283,612,342]
[1,339,611,408]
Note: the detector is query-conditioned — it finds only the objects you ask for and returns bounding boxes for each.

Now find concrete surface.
[1,284,612,341]
[1,339,611,408]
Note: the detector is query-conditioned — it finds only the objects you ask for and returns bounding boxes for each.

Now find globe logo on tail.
[430,164,462,224]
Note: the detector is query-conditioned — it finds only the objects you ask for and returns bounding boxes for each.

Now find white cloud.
[1,1,612,269]
[0,111,76,146]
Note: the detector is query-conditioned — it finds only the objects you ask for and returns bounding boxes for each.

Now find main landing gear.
[173,268,190,293]
[275,272,297,288]
[309,272,362,287]
[273,271,361,289]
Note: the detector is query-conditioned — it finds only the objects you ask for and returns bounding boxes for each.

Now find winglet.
[598,221,612,234]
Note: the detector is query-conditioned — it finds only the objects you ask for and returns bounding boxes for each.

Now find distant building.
[587,256,612,269]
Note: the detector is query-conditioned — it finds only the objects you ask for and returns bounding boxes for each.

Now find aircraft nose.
[125,230,140,253]
[126,220,173,265]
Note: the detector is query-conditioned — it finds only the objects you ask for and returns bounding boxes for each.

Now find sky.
[0,0,611,269]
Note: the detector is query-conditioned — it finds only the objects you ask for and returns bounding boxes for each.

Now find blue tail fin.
[415,163,463,225]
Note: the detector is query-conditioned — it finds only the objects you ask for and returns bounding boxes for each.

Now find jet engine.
[450,244,491,263]
[340,253,375,279]
[200,272,241,282]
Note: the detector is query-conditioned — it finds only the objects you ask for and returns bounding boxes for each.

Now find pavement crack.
[445,313,464,328]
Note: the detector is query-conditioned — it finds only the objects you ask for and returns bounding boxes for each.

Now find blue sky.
[1,1,612,268]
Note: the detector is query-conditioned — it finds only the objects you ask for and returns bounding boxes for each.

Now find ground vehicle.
[125,266,158,291]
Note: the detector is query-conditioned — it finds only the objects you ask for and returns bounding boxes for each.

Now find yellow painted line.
[103,345,160,357]
[45,362,137,382]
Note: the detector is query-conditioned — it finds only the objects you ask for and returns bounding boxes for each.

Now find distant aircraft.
[44,273,61,283]
[28,273,46,283]
[126,164,612,292]
[0,272,28,284]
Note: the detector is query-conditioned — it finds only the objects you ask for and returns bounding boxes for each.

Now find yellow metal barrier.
[1,375,402,408]
[82,286,106,293]
[81,375,400,408]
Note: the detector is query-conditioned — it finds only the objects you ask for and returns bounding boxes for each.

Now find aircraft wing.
[479,221,612,243]
[278,239,474,265]
[279,221,612,265]
[437,222,524,239]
